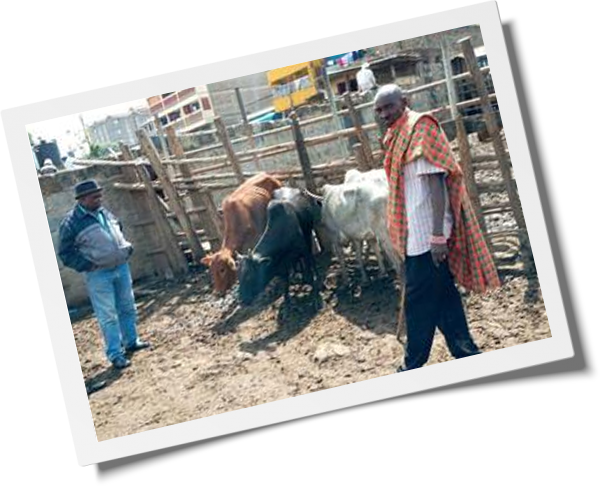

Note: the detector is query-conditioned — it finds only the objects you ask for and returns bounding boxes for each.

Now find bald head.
[375,84,405,103]
[374,84,408,129]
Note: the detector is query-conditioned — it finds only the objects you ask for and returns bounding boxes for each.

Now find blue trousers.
[85,263,140,363]
[402,252,480,370]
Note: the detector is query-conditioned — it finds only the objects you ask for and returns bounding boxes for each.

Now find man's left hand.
[431,242,449,267]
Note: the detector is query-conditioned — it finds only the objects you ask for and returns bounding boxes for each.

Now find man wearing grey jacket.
[59,180,149,369]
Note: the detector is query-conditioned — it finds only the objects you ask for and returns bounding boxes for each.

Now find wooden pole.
[345,93,374,168]
[137,129,206,262]
[459,37,533,272]
[118,160,187,279]
[153,116,178,180]
[165,126,223,241]
[242,123,263,171]
[153,116,170,159]
[289,111,316,193]
[213,116,245,184]
[235,88,264,171]
[118,142,134,162]
[438,33,459,120]
[352,143,370,172]
[455,115,490,249]
[135,162,189,276]
[323,65,350,159]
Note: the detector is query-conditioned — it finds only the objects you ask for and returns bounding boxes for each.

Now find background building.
[87,108,151,146]
[207,72,273,126]
[146,87,215,134]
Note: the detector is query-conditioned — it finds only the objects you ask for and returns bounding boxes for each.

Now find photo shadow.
[85,367,124,396]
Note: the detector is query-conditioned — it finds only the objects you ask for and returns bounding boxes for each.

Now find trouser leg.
[113,263,139,350]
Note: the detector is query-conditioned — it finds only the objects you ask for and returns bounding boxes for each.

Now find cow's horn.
[303,188,324,202]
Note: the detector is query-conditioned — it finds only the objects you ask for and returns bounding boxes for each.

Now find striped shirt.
[404,157,453,256]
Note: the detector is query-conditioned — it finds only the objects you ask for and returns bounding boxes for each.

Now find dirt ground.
[75,252,550,442]
[74,133,550,442]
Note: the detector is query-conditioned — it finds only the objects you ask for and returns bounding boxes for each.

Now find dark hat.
[74,180,103,199]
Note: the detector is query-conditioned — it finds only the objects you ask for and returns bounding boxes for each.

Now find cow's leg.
[372,239,387,277]
[303,229,319,287]
[281,264,292,305]
[354,239,369,284]
[332,242,349,285]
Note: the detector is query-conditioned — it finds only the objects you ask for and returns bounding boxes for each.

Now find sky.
[26,98,148,157]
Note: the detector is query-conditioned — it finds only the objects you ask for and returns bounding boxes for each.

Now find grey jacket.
[58,205,133,272]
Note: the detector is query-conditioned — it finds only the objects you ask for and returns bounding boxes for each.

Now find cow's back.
[220,173,283,251]
[323,179,388,242]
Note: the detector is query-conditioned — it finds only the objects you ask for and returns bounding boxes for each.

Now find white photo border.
[1,1,573,466]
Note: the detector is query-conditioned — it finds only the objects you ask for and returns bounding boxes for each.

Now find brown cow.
[201,173,283,294]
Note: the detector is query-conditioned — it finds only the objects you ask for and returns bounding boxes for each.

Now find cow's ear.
[201,254,213,266]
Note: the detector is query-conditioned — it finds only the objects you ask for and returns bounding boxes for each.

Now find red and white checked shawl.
[383,110,500,293]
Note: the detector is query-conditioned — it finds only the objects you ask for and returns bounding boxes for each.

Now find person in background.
[39,158,58,176]
[357,62,378,98]
[58,180,150,369]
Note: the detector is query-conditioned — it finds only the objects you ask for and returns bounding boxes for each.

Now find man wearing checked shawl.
[374,84,501,372]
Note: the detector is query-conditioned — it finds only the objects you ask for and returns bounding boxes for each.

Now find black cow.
[237,187,321,306]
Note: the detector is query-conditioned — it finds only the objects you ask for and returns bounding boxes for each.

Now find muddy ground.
[75,252,550,442]
[74,133,550,442]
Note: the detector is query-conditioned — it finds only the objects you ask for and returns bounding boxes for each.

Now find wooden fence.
[72,37,533,280]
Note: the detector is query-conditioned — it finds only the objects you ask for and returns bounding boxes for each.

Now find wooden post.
[243,123,263,171]
[165,126,223,241]
[137,129,206,262]
[289,111,316,193]
[455,115,490,247]
[352,143,370,172]
[459,37,533,271]
[213,116,245,184]
[153,116,178,180]
[323,66,350,160]
[135,162,189,276]
[438,33,459,120]
[118,142,134,162]
[118,162,187,279]
[345,93,374,168]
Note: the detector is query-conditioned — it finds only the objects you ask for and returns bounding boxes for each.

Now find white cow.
[317,169,401,284]
[343,168,388,185]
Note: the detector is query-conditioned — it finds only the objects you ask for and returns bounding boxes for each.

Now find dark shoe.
[125,341,150,353]
[112,356,131,369]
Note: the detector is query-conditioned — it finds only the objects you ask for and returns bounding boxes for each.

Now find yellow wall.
[268,62,313,84]
[268,60,322,112]
[272,86,319,112]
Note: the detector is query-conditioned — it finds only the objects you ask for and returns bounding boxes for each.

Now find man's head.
[374,84,408,129]
[75,180,103,212]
